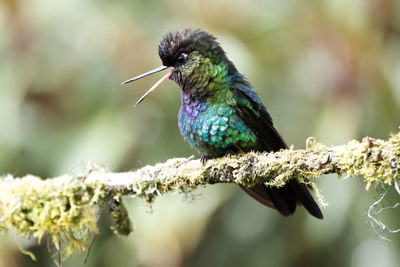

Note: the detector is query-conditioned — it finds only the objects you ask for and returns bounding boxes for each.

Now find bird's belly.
[178,104,257,155]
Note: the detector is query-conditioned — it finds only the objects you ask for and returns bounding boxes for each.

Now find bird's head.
[122,28,237,105]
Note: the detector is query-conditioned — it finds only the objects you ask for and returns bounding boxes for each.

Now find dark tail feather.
[265,185,297,216]
[239,184,275,209]
[287,180,323,219]
[240,181,323,219]
[240,183,297,217]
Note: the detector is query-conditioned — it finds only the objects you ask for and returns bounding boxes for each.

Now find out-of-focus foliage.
[0,0,399,266]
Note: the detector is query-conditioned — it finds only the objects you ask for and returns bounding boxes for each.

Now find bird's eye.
[177,53,187,64]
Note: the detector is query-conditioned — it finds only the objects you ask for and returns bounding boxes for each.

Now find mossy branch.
[0,131,399,259]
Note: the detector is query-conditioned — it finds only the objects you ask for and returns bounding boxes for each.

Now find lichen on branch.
[0,131,399,259]
[0,174,107,259]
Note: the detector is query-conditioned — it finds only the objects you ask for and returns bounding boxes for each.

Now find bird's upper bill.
[121,28,225,106]
[121,65,172,106]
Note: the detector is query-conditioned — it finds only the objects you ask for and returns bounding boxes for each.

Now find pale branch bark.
[85,132,400,197]
[0,131,399,258]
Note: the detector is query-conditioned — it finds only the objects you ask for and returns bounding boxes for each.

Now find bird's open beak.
[121,65,172,106]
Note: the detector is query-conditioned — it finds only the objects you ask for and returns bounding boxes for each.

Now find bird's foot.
[224,149,237,157]
[200,155,214,165]
[201,150,237,165]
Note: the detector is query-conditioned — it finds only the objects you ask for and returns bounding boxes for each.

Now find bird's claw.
[224,149,237,157]
[200,155,213,165]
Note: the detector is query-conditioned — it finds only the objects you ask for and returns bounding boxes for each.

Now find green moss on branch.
[0,131,399,259]
[0,174,107,258]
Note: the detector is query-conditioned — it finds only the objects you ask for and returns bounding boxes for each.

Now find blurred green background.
[1,0,400,266]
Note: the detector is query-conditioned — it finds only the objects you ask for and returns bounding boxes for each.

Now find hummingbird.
[122,28,323,219]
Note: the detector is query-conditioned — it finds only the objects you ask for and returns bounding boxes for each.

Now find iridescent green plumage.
[177,59,258,155]
[126,28,323,219]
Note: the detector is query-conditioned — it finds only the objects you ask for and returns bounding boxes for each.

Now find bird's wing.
[229,78,288,152]
[228,78,323,219]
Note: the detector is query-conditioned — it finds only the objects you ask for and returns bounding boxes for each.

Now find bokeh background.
[1,0,400,266]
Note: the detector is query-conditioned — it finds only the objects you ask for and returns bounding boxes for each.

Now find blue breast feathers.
[178,101,257,154]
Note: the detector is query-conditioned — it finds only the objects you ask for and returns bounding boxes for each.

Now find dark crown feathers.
[158,28,226,67]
